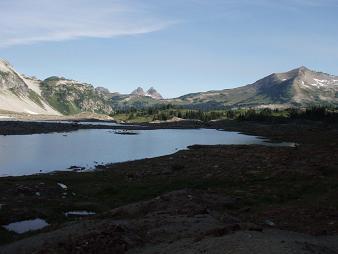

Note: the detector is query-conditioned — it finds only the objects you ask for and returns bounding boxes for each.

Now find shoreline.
[0,120,337,253]
[0,118,336,142]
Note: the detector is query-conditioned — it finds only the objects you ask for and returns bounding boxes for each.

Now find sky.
[0,0,337,98]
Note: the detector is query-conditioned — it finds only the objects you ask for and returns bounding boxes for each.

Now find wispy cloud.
[188,0,338,9]
[0,0,175,47]
[0,0,336,47]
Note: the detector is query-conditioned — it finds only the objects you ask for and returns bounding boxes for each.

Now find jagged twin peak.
[131,87,163,100]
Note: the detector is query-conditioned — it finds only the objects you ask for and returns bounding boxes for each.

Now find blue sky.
[0,0,337,98]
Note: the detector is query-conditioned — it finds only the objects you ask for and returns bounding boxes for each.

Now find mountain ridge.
[0,59,337,115]
[173,66,338,109]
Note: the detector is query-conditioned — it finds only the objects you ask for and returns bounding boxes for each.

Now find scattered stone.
[57,183,68,190]
[264,219,276,227]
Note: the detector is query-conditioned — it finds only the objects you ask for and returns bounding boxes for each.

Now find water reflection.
[0,129,294,177]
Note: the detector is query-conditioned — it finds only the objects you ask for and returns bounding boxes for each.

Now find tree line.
[110,104,338,123]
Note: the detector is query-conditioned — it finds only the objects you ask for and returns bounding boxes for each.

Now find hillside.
[0,59,165,115]
[41,76,114,115]
[0,60,60,115]
[173,67,338,109]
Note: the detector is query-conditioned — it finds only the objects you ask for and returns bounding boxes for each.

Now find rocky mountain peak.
[131,87,145,96]
[0,59,13,73]
[298,66,309,71]
[0,59,29,94]
[146,87,163,99]
[130,86,163,99]
[266,66,314,84]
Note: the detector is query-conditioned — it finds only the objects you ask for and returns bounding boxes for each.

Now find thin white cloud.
[189,0,338,8]
[0,0,175,47]
[0,0,336,47]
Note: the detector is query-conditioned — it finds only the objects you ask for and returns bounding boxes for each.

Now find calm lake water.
[0,129,293,177]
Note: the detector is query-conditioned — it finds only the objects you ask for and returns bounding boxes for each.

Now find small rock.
[264,219,275,227]
[57,183,68,190]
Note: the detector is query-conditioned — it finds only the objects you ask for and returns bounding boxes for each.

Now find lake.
[0,128,293,177]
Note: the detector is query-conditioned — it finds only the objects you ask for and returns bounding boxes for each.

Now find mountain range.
[174,66,338,109]
[0,59,337,115]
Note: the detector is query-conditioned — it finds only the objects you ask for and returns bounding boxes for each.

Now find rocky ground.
[0,120,338,253]
[3,190,338,254]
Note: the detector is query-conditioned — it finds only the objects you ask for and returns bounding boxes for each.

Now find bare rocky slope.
[0,60,60,115]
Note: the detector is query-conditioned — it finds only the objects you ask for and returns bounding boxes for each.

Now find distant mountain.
[110,87,163,109]
[131,87,146,97]
[0,59,337,116]
[146,87,163,100]
[172,66,338,109]
[131,87,163,99]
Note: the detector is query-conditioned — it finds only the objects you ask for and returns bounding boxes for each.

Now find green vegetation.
[40,77,113,115]
[8,87,20,97]
[28,89,45,109]
[42,90,80,115]
[111,104,234,122]
[237,106,338,123]
[110,104,338,123]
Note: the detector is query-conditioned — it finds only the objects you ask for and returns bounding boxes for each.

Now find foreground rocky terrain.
[0,120,337,253]
[3,190,338,254]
